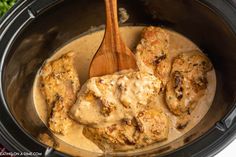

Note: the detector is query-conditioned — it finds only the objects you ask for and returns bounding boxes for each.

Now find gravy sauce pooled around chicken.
[33,26,216,154]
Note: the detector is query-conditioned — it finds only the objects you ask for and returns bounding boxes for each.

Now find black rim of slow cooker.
[0,0,236,157]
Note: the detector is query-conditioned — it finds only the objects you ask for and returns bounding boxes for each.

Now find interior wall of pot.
[2,0,236,155]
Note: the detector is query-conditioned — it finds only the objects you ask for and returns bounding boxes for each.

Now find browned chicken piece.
[135,106,169,145]
[165,51,212,116]
[83,106,169,151]
[69,71,168,151]
[40,52,80,134]
[136,26,171,86]
[70,71,162,127]
[48,99,74,134]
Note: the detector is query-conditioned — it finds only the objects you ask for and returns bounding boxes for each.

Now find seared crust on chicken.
[136,27,171,86]
[165,51,212,116]
[70,71,169,150]
[70,71,163,126]
[83,106,169,151]
[40,52,80,134]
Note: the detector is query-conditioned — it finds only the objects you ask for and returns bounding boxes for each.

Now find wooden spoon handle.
[104,0,122,48]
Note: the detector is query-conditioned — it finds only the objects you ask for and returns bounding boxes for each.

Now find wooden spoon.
[89,0,137,78]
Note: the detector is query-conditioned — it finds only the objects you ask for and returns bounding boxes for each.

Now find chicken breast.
[70,71,162,126]
[136,26,171,86]
[83,106,169,151]
[70,71,169,150]
[40,52,80,134]
[165,51,212,116]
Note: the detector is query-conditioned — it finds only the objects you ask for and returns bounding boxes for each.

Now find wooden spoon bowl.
[89,0,137,78]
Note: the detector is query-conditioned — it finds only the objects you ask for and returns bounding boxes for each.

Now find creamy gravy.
[33,26,216,154]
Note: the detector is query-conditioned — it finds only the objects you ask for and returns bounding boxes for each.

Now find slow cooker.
[1,0,236,156]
